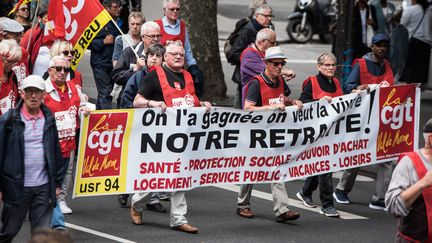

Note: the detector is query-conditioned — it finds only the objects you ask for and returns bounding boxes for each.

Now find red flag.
[44,0,112,69]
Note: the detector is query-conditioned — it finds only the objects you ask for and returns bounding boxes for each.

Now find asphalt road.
[5,0,432,242]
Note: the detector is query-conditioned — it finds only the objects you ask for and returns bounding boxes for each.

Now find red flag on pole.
[44,0,112,69]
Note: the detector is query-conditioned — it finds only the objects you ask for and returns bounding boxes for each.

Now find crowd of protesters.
[0,0,431,242]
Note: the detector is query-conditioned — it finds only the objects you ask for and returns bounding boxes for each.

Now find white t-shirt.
[32,46,50,76]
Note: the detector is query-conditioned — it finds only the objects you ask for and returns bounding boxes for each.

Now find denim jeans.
[92,66,113,110]
[51,157,70,229]
[0,184,53,243]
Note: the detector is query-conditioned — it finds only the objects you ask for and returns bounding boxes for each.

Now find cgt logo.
[82,112,128,178]
[380,88,413,130]
[87,113,125,155]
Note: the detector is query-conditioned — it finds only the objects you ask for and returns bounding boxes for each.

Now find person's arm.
[121,71,144,108]
[183,30,197,66]
[343,63,361,94]
[112,48,141,85]
[112,36,124,66]
[133,93,167,111]
[299,78,314,103]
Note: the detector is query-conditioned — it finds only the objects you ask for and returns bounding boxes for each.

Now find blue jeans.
[50,157,70,229]
[0,184,53,243]
[92,66,113,110]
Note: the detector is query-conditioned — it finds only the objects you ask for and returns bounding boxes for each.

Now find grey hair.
[49,55,69,67]
[165,40,184,53]
[163,0,180,8]
[256,28,274,42]
[141,21,160,36]
[317,52,336,64]
[146,43,166,57]
[249,0,267,16]
[254,4,272,16]
[0,39,22,61]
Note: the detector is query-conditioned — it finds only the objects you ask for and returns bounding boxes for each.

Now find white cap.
[264,46,287,60]
[20,75,45,91]
[0,17,24,33]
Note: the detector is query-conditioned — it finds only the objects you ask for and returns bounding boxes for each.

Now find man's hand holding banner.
[73,85,420,197]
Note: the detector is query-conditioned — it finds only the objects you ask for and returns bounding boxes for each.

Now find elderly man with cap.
[333,33,395,210]
[0,75,66,242]
[386,118,432,242]
[237,46,302,222]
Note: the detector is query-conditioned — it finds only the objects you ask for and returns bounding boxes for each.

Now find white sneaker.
[59,201,72,214]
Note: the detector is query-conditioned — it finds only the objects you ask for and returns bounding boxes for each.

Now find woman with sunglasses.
[0,39,22,116]
[14,3,31,32]
[296,52,342,218]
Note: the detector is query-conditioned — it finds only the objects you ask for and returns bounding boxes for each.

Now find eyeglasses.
[51,66,71,73]
[266,39,278,46]
[268,60,286,67]
[110,4,122,9]
[321,63,336,68]
[143,34,161,39]
[258,13,274,18]
[167,7,180,12]
[167,52,185,57]
[62,50,76,56]
[19,8,29,11]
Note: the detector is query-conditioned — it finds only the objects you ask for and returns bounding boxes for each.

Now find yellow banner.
[70,10,112,70]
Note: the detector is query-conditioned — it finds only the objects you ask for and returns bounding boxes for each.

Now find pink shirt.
[21,107,48,187]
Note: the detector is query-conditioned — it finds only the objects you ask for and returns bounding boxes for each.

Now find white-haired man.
[133,41,211,233]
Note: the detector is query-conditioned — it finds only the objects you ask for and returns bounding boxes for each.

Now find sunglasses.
[62,50,76,56]
[19,8,29,11]
[167,7,180,12]
[51,66,71,72]
[268,60,286,67]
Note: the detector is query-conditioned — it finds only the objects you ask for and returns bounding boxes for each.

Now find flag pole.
[108,15,140,60]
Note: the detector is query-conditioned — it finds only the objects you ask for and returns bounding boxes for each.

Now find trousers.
[237,183,290,217]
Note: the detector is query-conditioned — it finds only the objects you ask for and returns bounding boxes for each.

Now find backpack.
[224,17,250,65]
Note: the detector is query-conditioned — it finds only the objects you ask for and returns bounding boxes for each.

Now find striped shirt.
[21,108,48,187]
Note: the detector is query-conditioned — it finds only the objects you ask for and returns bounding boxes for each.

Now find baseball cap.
[20,75,45,91]
[0,17,24,33]
[371,33,390,44]
[264,46,287,60]
[424,118,432,133]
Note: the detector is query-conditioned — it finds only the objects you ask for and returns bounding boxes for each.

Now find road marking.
[213,184,368,220]
[65,223,137,243]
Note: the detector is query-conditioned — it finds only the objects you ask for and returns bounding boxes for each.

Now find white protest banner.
[73,84,420,197]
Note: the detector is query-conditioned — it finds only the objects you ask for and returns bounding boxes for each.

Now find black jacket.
[112,42,145,86]
[0,101,66,206]
[89,21,121,69]
[352,4,378,59]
